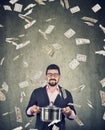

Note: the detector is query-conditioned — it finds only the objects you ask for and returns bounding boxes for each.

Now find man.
[26,64,76,130]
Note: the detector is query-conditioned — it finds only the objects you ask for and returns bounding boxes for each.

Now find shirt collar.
[46,85,60,92]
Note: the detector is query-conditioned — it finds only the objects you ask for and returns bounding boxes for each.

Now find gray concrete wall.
[0,0,105,130]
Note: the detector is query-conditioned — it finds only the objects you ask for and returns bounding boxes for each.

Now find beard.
[48,79,58,86]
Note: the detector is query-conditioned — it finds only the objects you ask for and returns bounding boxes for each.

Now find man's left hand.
[62,107,72,117]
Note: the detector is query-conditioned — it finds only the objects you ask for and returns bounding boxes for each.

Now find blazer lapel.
[54,86,65,107]
[42,86,50,106]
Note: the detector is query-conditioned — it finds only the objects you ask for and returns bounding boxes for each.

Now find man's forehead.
[47,69,59,72]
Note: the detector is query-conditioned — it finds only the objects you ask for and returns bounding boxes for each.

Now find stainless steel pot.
[40,103,62,122]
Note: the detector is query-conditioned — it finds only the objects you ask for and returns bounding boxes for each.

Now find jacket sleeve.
[66,90,76,120]
[26,89,37,117]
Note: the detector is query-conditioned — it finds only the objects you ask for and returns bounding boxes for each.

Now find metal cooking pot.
[40,102,62,122]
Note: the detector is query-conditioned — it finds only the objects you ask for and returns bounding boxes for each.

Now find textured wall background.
[0,0,105,130]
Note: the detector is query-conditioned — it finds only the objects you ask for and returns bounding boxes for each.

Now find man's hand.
[30,105,41,114]
[62,106,72,117]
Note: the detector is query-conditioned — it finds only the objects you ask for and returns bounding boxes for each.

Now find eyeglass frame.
[46,73,60,78]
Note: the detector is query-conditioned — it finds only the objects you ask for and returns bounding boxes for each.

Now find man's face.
[46,69,60,87]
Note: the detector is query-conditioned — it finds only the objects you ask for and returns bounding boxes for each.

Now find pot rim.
[41,107,61,110]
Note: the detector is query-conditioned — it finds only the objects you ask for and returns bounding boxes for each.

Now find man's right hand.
[30,105,41,114]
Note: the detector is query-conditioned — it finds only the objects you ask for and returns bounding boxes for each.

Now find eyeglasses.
[47,73,59,77]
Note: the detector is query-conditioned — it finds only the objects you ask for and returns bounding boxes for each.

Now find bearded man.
[26,64,76,130]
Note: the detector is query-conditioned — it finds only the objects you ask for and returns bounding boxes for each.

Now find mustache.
[49,79,56,81]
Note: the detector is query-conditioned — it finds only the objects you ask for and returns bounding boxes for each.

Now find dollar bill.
[15,106,22,122]
[0,91,6,101]
[74,115,84,126]
[100,90,105,106]
[68,59,80,70]
[64,28,76,38]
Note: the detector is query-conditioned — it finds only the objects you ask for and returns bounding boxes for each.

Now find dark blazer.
[26,85,76,130]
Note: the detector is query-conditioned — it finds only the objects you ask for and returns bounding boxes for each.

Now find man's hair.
[46,64,61,75]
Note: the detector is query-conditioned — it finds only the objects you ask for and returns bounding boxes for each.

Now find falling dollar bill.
[76,54,87,62]
[100,90,105,106]
[35,0,46,5]
[19,81,29,88]
[103,112,105,120]
[12,126,23,130]
[18,14,30,23]
[14,3,23,12]
[25,122,31,128]
[60,0,64,8]
[70,6,80,14]
[95,50,105,56]
[67,103,81,108]
[9,0,19,4]
[20,91,26,103]
[68,59,80,70]
[2,112,10,116]
[0,57,5,65]
[3,5,12,11]
[92,4,101,13]
[23,61,29,68]
[42,45,55,57]
[0,24,4,27]
[45,18,55,22]
[72,84,86,92]
[1,82,9,92]
[74,115,84,126]
[39,29,48,40]
[23,9,33,17]
[61,88,67,99]
[81,16,98,23]
[84,22,95,26]
[52,43,62,50]
[87,99,94,109]
[64,28,76,38]
[45,25,55,34]
[24,20,36,29]
[18,34,25,37]
[2,111,13,116]
[0,91,6,101]
[48,120,60,126]
[15,106,22,122]
[24,4,36,11]
[99,78,105,87]
[63,0,70,9]
[13,54,22,61]
[99,24,105,34]
[16,40,30,50]
[75,38,90,45]
[52,124,59,130]
[25,118,34,128]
